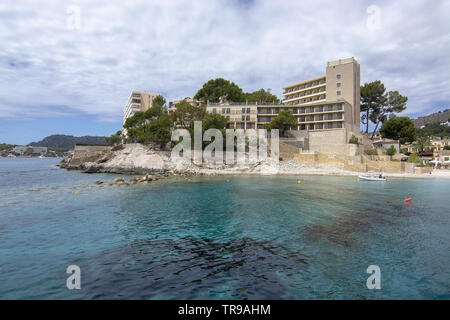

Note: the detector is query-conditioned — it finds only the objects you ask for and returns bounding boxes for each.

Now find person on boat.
[379,174,383,179]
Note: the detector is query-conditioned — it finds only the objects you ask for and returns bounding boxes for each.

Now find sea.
[0,157,449,299]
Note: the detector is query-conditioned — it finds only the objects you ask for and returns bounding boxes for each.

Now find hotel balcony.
[283,88,326,101]
[283,78,326,95]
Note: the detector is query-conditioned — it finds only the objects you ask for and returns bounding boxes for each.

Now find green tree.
[407,152,420,163]
[415,135,430,153]
[386,145,396,156]
[105,130,122,146]
[137,115,173,145]
[370,90,408,139]
[194,78,245,102]
[173,100,206,128]
[146,95,167,118]
[244,89,280,104]
[187,113,228,150]
[202,113,228,131]
[380,116,416,144]
[360,80,386,134]
[124,111,146,129]
[123,95,173,145]
[264,110,297,137]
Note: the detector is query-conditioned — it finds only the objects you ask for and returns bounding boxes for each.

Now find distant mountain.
[414,109,450,128]
[29,135,106,149]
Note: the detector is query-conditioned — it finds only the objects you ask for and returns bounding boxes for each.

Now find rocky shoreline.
[56,143,281,177]
[56,143,450,180]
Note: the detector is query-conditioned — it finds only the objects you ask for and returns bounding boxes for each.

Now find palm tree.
[415,135,430,153]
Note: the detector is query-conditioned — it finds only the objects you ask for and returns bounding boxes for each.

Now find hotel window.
[293,108,297,114]
[274,108,280,114]
[300,116,305,122]
[299,108,305,114]
[337,104,343,110]
[301,124,306,130]
[328,114,333,120]
[337,82,341,87]
[246,115,250,121]
[247,108,250,113]
[318,114,323,121]
[247,123,253,129]
[319,106,324,112]
[317,123,323,129]
[227,108,230,113]
[337,91,341,96]
[328,105,333,111]
[240,123,245,129]
[336,74,341,79]
[242,108,246,113]
[222,108,226,114]
[327,122,333,129]
[336,122,343,128]
[336,113,343,119]
[241,115,245,121]
[212,108,216,114]
[309,124,315,130]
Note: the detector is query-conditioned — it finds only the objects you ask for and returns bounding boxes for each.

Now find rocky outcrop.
[58,143,281,176]
[57,145,112,170]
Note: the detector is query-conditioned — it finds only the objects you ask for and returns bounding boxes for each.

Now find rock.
[94,180,104,185]
[113,177,125,184]
[28,188,40,192]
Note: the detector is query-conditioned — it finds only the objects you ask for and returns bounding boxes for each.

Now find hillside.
[414,109,450,128]
[29,135,106,149]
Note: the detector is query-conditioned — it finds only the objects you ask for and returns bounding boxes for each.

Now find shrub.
[386,145,396,156]
[364,149,377,156]
[349,135,359,144]
[444,145,450,150]
[407,153,420,163]
[105,131,122,146]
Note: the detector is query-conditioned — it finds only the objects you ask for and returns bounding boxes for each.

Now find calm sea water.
[0,157,449,299]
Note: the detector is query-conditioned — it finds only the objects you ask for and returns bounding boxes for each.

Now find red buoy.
[404,198,412,202]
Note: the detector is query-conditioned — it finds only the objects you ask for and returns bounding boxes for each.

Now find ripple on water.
[74,237,308,299]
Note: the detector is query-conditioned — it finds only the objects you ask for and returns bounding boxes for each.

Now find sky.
[0,0,449,145]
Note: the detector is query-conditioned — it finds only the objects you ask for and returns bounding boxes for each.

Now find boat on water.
[358,175,387,181]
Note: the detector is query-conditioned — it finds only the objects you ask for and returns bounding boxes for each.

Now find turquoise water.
[0,157,449,299]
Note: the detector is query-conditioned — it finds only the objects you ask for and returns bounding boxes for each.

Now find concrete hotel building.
[123,90,160,126]
[206,57,360,133]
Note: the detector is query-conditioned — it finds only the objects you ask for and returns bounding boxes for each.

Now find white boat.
[358,175,386,181]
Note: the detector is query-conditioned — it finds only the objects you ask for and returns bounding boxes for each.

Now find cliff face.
[414,109,450,128]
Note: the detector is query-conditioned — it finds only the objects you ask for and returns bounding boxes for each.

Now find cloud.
[0,0,449,122]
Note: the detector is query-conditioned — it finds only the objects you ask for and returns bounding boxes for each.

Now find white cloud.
[0,0,449,122]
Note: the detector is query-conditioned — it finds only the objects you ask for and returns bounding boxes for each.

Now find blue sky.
[1,0,449,145]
